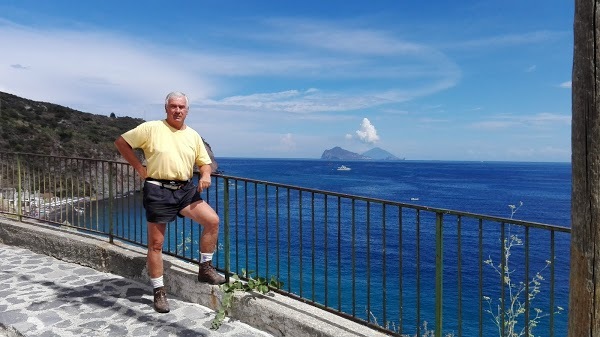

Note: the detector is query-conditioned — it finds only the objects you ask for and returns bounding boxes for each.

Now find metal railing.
[0,152,571,337]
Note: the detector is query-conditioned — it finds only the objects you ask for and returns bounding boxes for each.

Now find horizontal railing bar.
[0,151,125,164]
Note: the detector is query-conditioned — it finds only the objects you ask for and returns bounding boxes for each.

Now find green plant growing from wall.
[483,201,563,337]
[211,269,283,330]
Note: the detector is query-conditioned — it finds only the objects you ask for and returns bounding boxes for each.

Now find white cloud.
[10,64,29,70]
[506,146,569,159]
[469,112,571,130]
[528,112,571,125]
[526,65,537,72]
[355,118,380,144]
[560,81,572,88]
[261,19,428,56]
[470,120,517,130]
[207,89,399,114]
[0,21,213,114]
[446,30,569,50]
[418,118,449,124]
[0,17,462,119]
[279,133,296,151]
[380,108,409,115]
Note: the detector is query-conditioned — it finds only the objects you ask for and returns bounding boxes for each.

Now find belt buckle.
[167,181,181,190]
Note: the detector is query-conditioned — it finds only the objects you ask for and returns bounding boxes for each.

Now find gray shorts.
[142,180,202,223]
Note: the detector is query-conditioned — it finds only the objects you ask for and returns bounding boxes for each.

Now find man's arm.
[114,136,147,180]
[197,164,212,192]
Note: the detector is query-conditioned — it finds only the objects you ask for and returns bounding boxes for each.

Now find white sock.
[200,253,213,263]
[151,275,164,289]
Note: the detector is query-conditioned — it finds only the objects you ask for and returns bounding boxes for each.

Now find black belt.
[145,178,190,190]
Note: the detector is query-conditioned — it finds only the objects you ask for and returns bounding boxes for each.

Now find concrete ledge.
[0,217,387,337]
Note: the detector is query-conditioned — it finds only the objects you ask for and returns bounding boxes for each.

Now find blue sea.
[214,158,571,336]
[217,158,571,227]
[89,158,571,336]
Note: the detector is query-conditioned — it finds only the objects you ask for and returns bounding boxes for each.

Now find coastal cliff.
[0,91,143,159]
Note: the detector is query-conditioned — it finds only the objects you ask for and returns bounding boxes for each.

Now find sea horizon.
[216,156,572,164]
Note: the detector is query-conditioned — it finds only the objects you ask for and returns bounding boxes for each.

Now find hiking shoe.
[153,287,170,313]
[198,260,226,285]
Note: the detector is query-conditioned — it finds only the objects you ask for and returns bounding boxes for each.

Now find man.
[114,91,226,314]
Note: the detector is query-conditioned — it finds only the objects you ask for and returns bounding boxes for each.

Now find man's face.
[165,96,188,127]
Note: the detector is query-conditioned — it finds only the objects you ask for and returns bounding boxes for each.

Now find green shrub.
[211,269,283,330]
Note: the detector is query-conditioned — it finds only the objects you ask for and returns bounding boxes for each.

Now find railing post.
[17,154,22,222]
[223,177,231,282]
[108,163,114,244]
[435,212,443,337]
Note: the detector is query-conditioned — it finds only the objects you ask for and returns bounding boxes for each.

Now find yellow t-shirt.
[121,120,212,181]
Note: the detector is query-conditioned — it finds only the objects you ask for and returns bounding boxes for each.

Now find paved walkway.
[0,243,274,337]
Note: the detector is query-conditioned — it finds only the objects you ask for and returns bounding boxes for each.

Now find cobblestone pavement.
[0,243,274,337]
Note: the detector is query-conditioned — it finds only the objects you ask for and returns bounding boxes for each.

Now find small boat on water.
[337,165,351,171]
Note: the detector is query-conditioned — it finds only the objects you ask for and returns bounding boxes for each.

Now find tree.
[569,0,600,336]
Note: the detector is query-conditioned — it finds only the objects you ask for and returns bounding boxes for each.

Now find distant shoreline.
[215,156,572,164]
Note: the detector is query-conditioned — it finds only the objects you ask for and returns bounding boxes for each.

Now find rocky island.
[320,146,403,160]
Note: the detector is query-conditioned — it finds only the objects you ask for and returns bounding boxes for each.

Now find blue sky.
[0,1,573,162]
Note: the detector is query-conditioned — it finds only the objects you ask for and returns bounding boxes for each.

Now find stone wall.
[0,217,387,337]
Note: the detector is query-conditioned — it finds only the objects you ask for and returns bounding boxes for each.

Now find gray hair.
[164,91,189,108]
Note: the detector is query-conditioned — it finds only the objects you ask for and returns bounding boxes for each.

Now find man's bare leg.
[147,222,166,277]
[147,222,169,312]
[180,200,226,284]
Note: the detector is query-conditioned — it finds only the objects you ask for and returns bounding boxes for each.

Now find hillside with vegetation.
[0,91,144,159]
